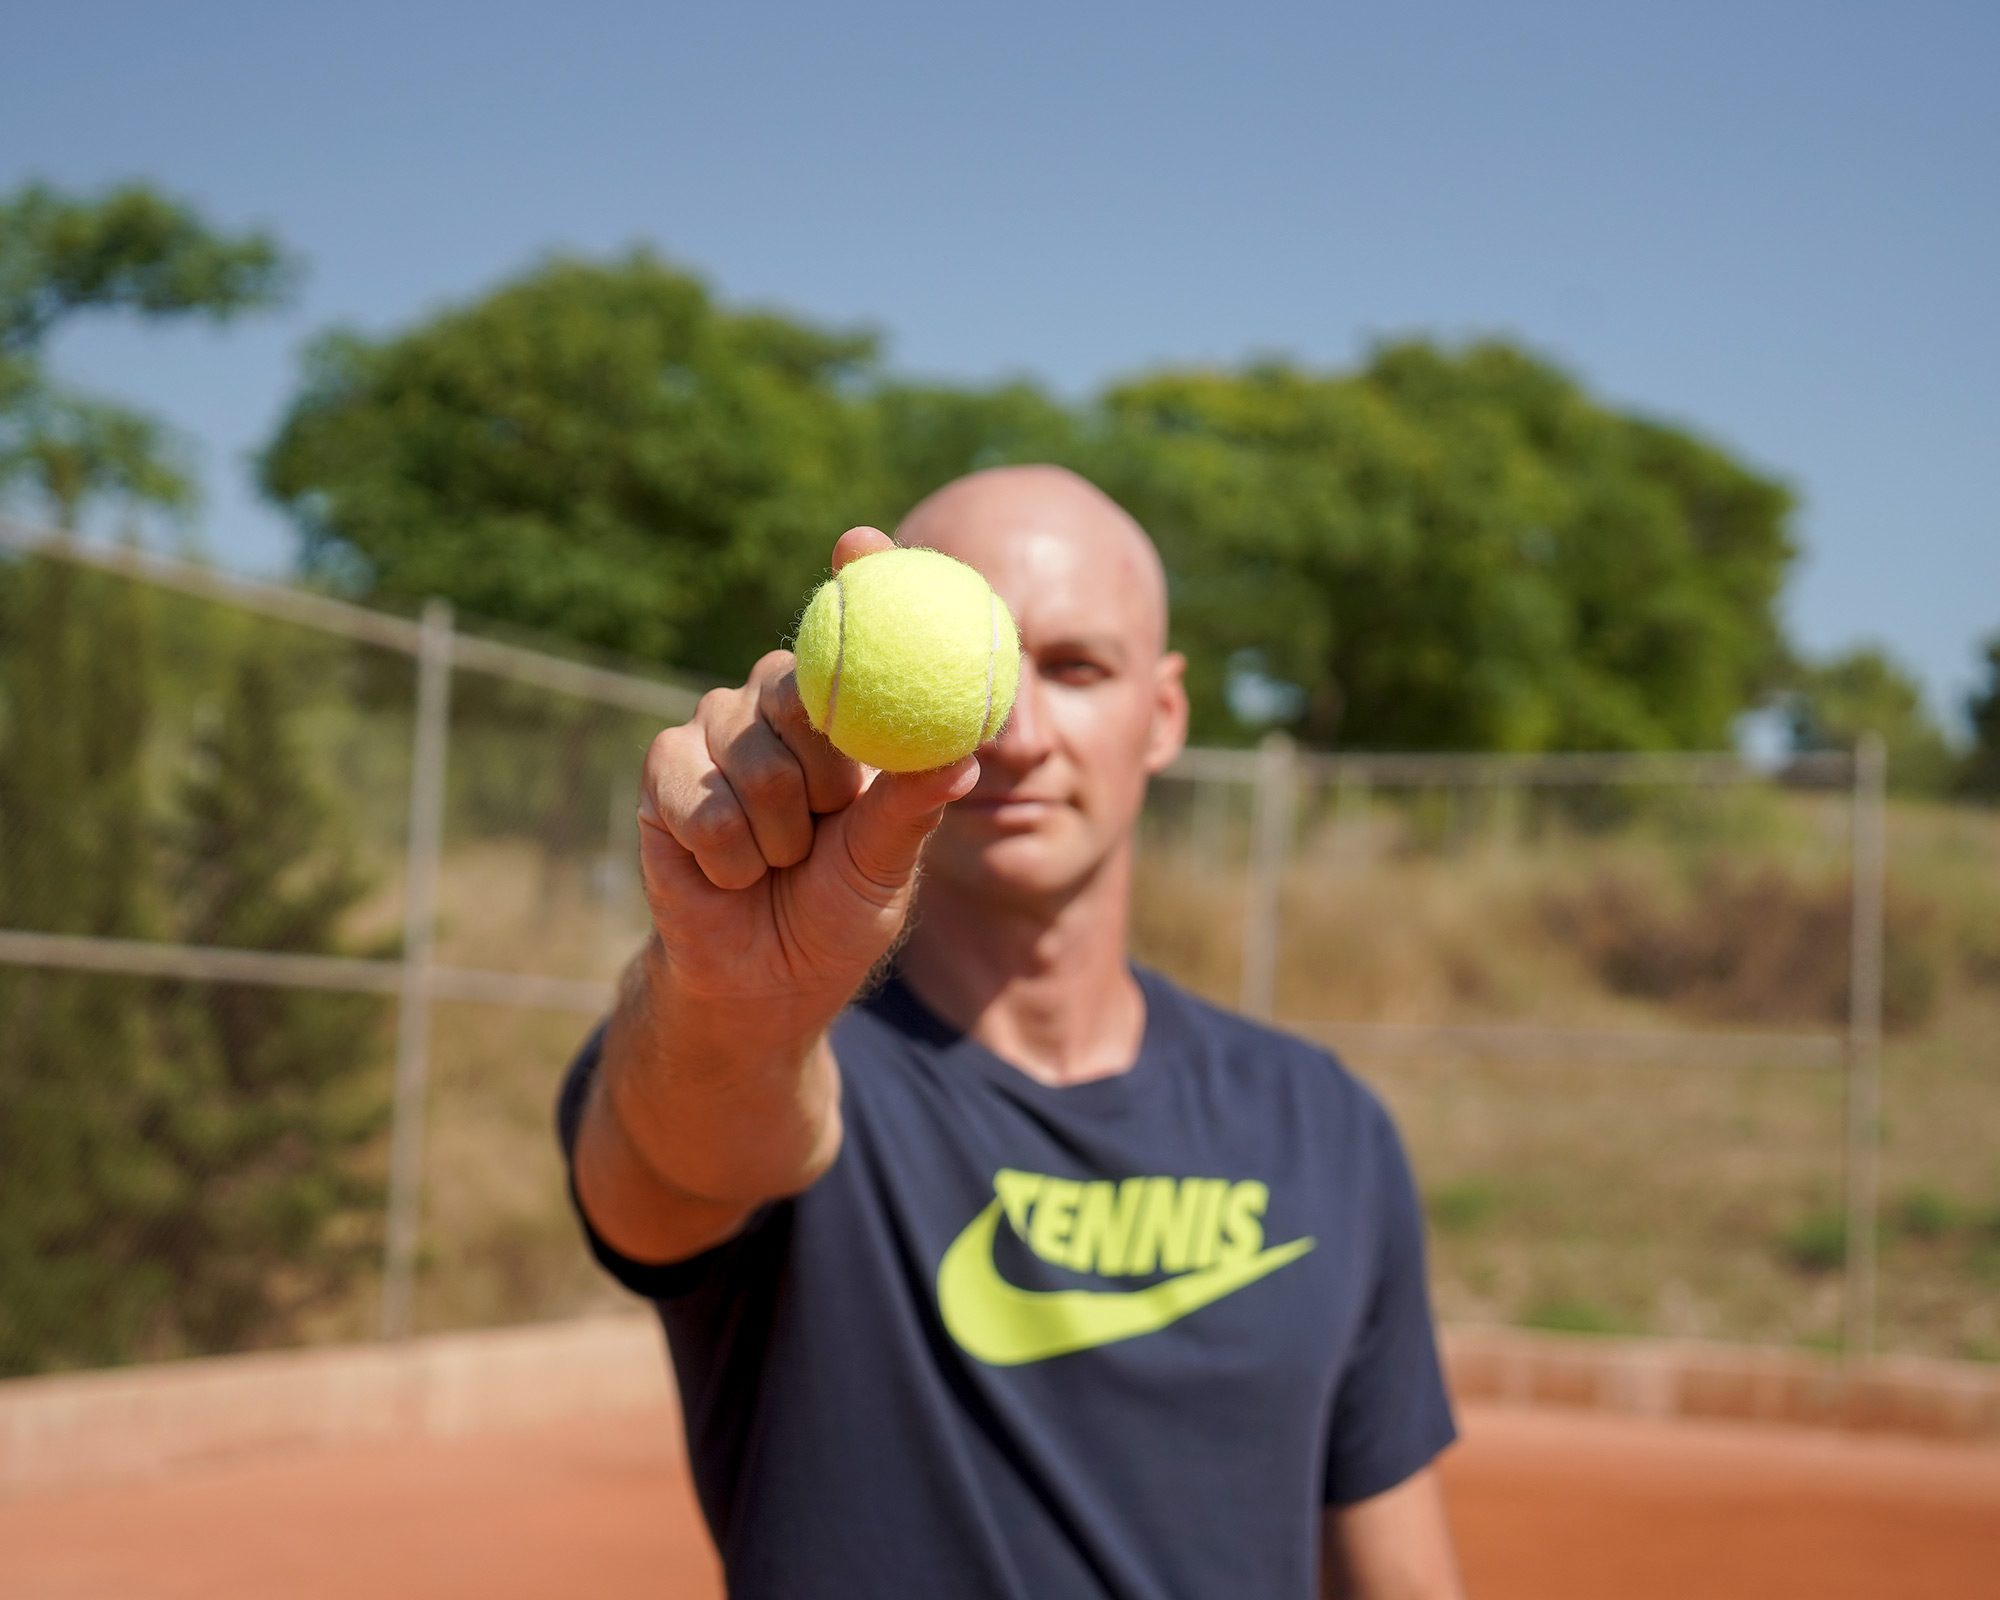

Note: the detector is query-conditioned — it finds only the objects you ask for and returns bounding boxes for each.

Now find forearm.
[573,937,846,1264]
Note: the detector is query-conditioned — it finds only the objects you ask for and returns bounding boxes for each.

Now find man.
[561,466,1465,1598]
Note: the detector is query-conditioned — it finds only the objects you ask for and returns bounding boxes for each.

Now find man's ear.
[1143,652,1190,776]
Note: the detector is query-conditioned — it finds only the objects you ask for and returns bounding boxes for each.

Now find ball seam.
[825,572,848,736]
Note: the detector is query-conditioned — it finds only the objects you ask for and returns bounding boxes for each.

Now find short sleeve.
[1321,1097,1458,1505]
[554,1022,779,1300]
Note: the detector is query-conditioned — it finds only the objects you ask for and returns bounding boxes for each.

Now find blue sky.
[4,0,1994,729]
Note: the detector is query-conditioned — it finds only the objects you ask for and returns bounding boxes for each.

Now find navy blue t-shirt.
[558,969,1455,1599]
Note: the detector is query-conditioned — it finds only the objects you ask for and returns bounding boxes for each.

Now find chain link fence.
[1134,741,1911,1358]
[4,517,1997,1379]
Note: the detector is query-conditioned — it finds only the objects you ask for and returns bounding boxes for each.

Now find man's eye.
[1044,658,1110,686]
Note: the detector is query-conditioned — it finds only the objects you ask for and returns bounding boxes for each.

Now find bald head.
[897,466,1169,658]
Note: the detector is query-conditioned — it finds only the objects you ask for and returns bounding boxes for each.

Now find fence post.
[1239,732,1295,1021]
[1843,731,1887,1362]
[1334,764,1372,869]
[1190,778,1228,875]
[381,599,454,1340]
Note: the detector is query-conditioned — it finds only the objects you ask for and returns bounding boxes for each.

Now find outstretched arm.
[572,527,977,1266]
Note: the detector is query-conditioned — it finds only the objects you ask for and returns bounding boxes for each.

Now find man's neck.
[897,844,1145,1088]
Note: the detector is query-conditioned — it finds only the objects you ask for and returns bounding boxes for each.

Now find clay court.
[5,1396,1998,1600]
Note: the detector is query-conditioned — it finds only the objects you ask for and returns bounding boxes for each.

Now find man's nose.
[986,663,1054,767]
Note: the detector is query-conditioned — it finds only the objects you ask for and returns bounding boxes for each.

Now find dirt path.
[2,1401,1996,1598]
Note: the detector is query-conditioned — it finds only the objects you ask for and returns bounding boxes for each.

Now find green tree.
[1100,342,1797,749]
[1787,646,1958,797]
[0,616,386,1373]
[870,381,1088,513]
[1964,633,2000,800]
[149,652,386,1353]
[257,255,1801,755]
[0,555,168,1371]
[0,181,293,527]
[262,251,887,678]
[0,183,367,1374]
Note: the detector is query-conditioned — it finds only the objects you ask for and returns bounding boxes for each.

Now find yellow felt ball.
[793,547,1021,772]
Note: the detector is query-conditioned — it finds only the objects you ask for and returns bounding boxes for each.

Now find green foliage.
[0,558,163,1370]
[1100,343,1796,749]
[1425,1180,1502,1234]
[148,653,386,1355]
[1964,633,2000,800]
[1521,1297,1627,1335]
[1787,646,1958,797]
[1777,1210,1848,1273]
[870,381,1091,510]
[260,260,1798,754]
[2,395,194,530]
[0,561,382,1374]
[0,180,294,528]
[0,181,293,354]
[1892,1186,1959,1241]
[262,252,887,679]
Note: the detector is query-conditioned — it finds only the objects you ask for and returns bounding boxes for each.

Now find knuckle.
[652,719,712,766]
[684,792,751,856]
[768,676,813,732]
[695,686,739,724]
[735,747,806,813]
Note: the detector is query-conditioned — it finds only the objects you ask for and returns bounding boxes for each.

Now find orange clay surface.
[2,1400,1997,1598]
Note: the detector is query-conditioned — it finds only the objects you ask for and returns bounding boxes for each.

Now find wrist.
[627,934,846,1075]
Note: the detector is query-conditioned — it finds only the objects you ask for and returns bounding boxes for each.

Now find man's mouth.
[957,794,1063,827]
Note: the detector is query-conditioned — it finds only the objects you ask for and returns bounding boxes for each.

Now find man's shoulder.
[1136,967,1384,1112]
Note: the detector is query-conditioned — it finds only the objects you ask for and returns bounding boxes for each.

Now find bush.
[1542,862,1941,1031]
[0,561,385,1374]
[1893,1187,1959,1241]
[1426,1181,1502,1234]
[1778,1211,1848,1274]
[1522,1298,1626,1335]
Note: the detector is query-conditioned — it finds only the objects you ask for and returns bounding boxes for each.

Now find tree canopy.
[263,250,1803,753]
[263,252,888,676]
[0,185,379,1374]
[1786,645,1958,796]
[1100,344,1795,749]
[0,181,294,528]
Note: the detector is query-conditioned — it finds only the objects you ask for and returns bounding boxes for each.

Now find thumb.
[836,757,980,898]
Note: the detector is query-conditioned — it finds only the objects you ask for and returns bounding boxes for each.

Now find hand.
[636,527,979,1019]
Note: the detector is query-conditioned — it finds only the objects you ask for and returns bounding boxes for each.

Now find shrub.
[1426,1181,1502,1234]
[1778,1211,1848,1274]
[1542,862,1941,1030]
[1523,1298,1625,1335]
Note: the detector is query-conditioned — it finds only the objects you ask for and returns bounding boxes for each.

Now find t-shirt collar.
[862,966,1181,1113]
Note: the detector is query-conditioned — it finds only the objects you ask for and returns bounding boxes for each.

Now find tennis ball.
[793,547,1021,772]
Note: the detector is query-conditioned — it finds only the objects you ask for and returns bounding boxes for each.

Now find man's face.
[915,498,1187,910]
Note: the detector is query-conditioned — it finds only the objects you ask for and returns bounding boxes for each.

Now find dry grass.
[336,787,2000,1361]
[1133,783,2000,1360]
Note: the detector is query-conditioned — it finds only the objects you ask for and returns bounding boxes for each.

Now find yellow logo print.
[937,1169,1315,1366]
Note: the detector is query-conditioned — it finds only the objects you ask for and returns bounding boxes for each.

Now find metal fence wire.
[0,522,684,1372]
[3,515,1981,1382]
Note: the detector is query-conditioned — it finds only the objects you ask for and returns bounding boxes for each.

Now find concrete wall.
[1442,1325,2000,1441]
[1,1313,674,1498]
[4,1316,1996,1500]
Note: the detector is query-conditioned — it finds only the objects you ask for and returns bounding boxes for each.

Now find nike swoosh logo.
[937,1199,1316,1366]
